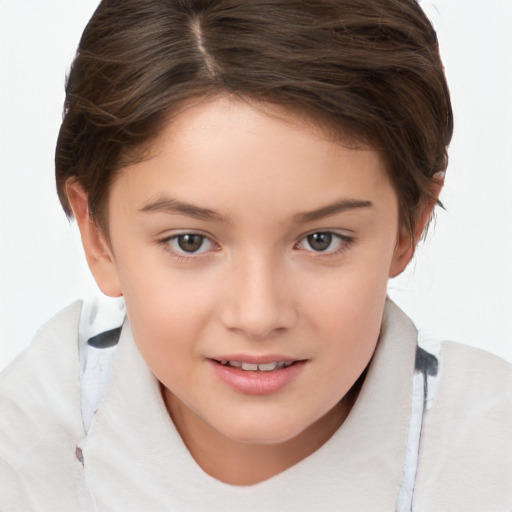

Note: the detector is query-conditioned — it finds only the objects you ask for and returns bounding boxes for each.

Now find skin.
[67,96,433,485]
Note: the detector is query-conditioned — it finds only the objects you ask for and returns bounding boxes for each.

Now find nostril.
[219,266,298,337]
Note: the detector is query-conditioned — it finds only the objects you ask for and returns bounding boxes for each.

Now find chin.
[216,416,307,446]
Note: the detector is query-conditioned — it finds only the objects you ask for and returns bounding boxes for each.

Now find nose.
[220,255,298,340]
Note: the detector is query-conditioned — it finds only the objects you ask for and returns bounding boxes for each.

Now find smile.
[210,358,307,395]
[218,360,295,372]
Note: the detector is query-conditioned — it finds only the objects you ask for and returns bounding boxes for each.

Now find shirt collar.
[82,299,418,511]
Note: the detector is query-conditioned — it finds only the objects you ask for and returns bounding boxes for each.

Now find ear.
[65,179,122,297]
[389,173,444,278]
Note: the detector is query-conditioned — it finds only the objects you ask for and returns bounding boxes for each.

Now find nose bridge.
[221,249,296,338]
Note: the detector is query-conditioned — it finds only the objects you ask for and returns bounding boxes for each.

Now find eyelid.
[158,230,220,259]
[294,230,354,255]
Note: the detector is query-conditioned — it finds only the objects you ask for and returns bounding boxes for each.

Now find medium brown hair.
[55,0,453,236]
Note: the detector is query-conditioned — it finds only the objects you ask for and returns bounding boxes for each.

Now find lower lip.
[209,360,307,395]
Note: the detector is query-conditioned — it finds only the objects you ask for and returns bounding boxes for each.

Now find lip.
[208,357,307,396]
[210,354,299,365]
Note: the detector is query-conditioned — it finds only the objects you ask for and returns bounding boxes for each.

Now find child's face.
[95,96,409,447]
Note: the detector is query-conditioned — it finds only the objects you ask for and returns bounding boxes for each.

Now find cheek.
[303,242,393,321]
[123,278,204,340]
[300,244,394,366]
[308,277,386,357]
[122,281,208,394]
[116,254,221,361]
[306,289,384,407]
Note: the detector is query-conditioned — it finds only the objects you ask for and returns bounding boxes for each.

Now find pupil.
[308,232,332,251]
[178,234,204,252]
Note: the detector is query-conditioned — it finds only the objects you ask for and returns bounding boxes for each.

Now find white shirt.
[1,300,511,511]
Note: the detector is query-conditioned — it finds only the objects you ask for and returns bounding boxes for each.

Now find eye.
[296,231,350,254]
[166,233,216,255]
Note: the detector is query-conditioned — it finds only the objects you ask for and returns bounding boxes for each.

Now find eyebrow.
[139,196,227,222]
[293,198,374,223]
[139,195,373,224]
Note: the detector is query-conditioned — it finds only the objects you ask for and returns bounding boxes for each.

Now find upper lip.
[209,354,305,364]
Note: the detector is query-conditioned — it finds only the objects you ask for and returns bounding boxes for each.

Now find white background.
[1,0,511,370]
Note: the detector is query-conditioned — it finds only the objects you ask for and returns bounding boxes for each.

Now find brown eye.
[306,232,333,252]
[162,232,218,259]
[176,234,206,253]
[296,231,351,255]
[165,233,216,255]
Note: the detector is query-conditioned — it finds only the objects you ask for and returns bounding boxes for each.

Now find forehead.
[109,96,396,223]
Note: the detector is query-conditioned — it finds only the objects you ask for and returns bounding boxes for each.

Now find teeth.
[241,362,259,371]
[258,362,278,372]
[221,360,294,371]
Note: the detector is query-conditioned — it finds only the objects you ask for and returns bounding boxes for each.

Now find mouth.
[214,360,298,372]
[209,357,307,395]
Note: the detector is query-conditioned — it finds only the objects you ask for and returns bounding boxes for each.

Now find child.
[1,1,511,510]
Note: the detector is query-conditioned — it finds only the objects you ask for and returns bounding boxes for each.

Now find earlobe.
[389,174,444,278]
[389,230,415,278]
[65,179,122,297]
[389,208,433,278]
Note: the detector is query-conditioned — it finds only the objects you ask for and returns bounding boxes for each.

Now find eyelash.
[294,231,354,257]
[158,232,219,262]
[157,230,354,262]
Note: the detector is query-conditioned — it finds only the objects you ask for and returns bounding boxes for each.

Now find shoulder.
[414,341,512,511]
[0,300,84,438]
[434,340,512,421]
[441,339,512,379]
[0,302,87,507]
[0,300,83,402]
